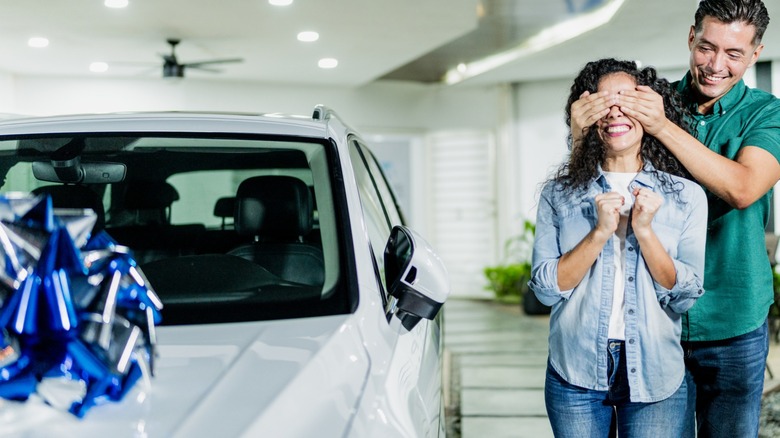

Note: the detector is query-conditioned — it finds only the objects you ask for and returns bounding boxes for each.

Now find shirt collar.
[595,162,657,190]
[634,163,657,189]
[679,71,746,115]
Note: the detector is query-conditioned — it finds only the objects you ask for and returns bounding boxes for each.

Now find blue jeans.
[545,340,688,438]
[682,319,769,438]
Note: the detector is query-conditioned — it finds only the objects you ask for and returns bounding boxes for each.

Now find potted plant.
[483,220,550,314]
[770,267,780,343]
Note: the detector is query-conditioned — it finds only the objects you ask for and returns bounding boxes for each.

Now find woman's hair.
[555,58,693,195]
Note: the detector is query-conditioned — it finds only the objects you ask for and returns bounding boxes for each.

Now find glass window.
[348,139,405,299]
[0,135,348,325]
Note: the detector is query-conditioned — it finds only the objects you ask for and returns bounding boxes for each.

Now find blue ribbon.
[0,194,162,417]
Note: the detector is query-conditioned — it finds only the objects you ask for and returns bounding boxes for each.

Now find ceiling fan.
[160,38,243,78]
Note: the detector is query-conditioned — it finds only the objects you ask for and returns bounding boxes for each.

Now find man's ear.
[748,43,764,68]
[688,25,696,50]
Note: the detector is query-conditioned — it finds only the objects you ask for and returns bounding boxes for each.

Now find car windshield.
[0,133,351,325]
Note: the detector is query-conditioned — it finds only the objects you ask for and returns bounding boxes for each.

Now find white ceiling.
[1,0,779,88]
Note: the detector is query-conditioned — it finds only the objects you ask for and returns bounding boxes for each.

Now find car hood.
[1,314,370,437]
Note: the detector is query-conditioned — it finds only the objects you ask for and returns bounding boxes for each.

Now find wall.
[0,73,16,115]
[9,75,503,132]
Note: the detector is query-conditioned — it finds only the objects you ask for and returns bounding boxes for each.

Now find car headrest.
[213,196,236,219]
[124,181,179,210]
[32,184,106,231]
[234,176,313,238]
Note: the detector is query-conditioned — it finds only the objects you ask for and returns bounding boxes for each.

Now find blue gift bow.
[0,194,162,417]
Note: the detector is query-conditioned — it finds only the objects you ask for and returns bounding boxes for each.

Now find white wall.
[9,75,503,132]
[513,78,572,225]
[0,73,16,115]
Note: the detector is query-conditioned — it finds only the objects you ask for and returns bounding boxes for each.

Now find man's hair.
[695,0,770,45]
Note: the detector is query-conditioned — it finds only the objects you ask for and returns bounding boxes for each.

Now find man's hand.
[570,91,614,144]
[618,86,669,136]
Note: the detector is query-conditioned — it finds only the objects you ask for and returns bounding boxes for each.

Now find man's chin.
[692,81,724,99]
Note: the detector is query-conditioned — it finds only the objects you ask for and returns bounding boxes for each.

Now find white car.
[0,106,450,437]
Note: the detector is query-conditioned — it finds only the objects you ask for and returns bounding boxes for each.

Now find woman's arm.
[555,192,623,290]
[631,187,676,289]
[530,187,621,304]
[660,184,708,313]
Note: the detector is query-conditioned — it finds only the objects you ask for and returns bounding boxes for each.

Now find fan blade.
[182,58,244,68]
[109,61,158,67]
[186,66,222,73]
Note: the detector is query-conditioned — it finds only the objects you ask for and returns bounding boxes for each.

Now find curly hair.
[556,58,693,197]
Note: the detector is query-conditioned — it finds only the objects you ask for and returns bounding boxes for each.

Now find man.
[571,0,780,436]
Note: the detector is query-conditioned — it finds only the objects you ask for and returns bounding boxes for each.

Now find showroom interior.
[7,0,779,298]
[2,1,780,436]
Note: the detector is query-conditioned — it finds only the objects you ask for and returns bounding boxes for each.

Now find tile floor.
[442,297,780,438]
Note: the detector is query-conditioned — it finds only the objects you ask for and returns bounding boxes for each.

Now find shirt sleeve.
[654,182,708,313]
[743,99,780,163]
[528,184,574,305]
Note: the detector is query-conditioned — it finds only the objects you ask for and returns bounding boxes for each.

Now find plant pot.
[522,285,550,315]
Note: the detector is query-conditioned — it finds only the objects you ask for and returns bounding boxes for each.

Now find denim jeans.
[545,340,688,437]
[682,319,769,438]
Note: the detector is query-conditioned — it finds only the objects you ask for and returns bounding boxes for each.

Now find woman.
[529,58,707,437]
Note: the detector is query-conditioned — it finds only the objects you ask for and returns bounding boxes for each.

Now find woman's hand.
[631,187,663,236]
[594,192,623,238]
[629,187,676,289]
[556,192,622,291]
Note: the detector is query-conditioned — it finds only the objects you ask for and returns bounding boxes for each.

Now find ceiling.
[1,0,778,88]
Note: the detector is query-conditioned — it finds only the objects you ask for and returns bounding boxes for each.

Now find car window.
[349,139,404,300]
[358,143,404,226]
[0,135,350,325]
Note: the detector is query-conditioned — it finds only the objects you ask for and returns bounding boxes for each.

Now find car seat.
[106,181,204,263]
[32,184,106,232]
[228,175,324,286]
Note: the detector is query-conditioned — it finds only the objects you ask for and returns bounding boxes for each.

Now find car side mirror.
[384,225,450,330]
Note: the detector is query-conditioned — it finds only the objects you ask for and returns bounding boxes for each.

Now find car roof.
[0,110,336,139]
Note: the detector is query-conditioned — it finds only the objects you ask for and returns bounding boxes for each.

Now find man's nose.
[709,51,726,71]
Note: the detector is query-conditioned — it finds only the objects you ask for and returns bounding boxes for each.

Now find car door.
[348,138,444,437]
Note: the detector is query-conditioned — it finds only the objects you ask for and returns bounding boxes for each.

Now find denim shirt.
[529,165,707,402]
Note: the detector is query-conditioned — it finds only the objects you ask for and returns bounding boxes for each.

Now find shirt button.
[628,247,634,252]
[628,276,634,282]
[631,368,637,373]
[698,289,703,295]
[628,309,635,315]
[629,339,635,344]
[700,121,706,126]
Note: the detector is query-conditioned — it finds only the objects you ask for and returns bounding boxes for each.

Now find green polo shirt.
[675,73,780,342]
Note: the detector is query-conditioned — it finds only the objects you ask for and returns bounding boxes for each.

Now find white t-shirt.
[603,171,637,341]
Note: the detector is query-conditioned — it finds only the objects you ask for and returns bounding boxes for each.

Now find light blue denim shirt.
[529,164,707,402]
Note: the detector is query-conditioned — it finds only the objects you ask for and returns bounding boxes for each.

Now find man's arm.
[620,86,780,209]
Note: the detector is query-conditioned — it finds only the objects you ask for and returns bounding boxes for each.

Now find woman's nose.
[605,104,623,119]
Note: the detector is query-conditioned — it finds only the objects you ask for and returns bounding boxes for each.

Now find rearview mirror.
[384,225,450,330]
[33,161,126,184]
